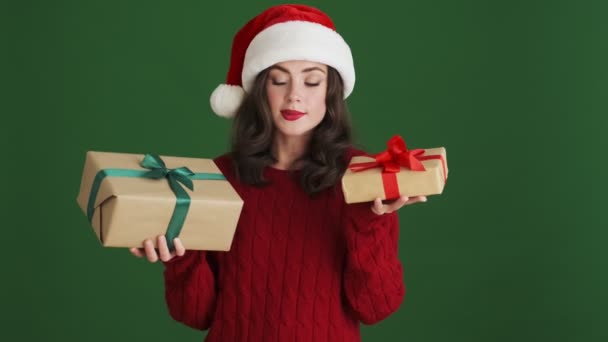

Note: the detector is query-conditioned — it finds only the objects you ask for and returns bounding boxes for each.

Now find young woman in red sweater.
[130,4,426,341]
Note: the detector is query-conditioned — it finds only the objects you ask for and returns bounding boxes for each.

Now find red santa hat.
[210,4,356,118]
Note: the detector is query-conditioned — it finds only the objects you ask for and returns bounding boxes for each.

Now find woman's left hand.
[371,195,427,215]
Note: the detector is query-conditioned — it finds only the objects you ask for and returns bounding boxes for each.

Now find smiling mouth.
[280,110,306,121]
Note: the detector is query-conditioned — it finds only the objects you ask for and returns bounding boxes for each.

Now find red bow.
[349,135,427,173]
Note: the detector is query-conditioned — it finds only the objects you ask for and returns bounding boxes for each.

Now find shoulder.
[213,153,237,182]
[345,146,373,162]
[213,153,232,172]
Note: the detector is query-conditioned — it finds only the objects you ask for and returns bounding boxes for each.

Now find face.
[265,60,328,137]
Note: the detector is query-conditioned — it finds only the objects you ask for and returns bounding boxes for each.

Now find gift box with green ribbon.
[342,135,449,204]
[76,151,243,251]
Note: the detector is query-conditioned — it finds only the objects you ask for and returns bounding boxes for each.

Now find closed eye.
[271,80,320,87]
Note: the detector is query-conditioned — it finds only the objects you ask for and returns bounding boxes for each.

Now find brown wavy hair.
[229,65,353,196]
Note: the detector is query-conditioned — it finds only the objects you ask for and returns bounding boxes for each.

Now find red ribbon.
[348,135,447,200]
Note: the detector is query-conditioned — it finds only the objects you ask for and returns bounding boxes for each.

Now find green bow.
[86,153,226,251]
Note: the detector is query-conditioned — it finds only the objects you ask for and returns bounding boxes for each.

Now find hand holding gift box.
[342,135,448,204]
[76,151,243,251]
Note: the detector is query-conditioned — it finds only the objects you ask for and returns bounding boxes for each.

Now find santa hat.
[210,4,355,118]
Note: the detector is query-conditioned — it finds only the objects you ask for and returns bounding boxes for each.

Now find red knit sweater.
[162,149,405,341]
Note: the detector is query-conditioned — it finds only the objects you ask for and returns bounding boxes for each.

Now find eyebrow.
[270,65,326,74]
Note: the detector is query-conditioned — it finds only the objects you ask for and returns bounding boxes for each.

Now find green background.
[3,0,607,341]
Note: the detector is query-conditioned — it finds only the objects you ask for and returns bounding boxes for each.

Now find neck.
[271,133,311,170]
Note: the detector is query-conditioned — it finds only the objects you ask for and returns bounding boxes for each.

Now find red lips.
[280,109,306,121]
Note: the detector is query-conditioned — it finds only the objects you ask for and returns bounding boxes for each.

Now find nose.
[287,84,302,102]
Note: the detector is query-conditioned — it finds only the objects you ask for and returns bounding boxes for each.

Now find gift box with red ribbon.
[342,135,448,204]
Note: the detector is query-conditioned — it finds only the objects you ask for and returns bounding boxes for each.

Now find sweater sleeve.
[342,201,406,325]
[163,250,217,330]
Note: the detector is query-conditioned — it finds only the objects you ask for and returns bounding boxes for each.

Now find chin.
[276,125,314,137]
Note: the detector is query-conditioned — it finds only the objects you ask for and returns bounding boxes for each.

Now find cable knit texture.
[163,148,405,341]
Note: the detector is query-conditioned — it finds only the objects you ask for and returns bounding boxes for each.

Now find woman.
[131,4,426,341]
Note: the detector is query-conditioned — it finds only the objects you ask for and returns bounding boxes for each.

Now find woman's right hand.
[129,235,186,263]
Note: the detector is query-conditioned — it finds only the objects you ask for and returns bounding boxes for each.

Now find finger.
[405,195,427,205]
[386,195,409,212]
[129,247,144,258]
[372,197,384,215]
[143,239,159,263]
[414,195,427,203]
[174,238,186,257]
[157,235,173,262]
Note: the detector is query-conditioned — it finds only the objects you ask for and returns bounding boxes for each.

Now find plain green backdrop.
[3,0,607,341]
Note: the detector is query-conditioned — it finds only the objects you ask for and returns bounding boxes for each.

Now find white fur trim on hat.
[209,84,246,118]
[242,21,355,98]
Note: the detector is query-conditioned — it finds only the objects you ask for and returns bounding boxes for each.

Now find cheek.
[266,86,282,111]
[310,89,327,116]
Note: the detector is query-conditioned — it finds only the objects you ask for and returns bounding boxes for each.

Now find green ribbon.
[86,153,226,250]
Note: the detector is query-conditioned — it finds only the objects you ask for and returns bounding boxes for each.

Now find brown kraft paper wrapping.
[342,147,448,204]
[76,151,243,251]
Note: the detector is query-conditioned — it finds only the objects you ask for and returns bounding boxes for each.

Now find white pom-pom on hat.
[209,4,355,118]
[210,84,245,118]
